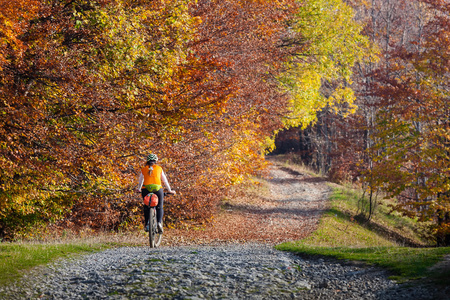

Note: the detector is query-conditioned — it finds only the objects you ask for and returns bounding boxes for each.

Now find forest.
[0,0,449,246]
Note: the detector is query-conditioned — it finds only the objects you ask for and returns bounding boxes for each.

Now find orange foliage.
[0,0,299,238]
[0,0,41,69]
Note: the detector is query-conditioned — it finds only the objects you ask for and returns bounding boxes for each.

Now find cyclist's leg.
[154,188,164,224]
[141,189,151,226]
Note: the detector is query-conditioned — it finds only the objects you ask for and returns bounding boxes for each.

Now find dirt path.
[164,159,331,245]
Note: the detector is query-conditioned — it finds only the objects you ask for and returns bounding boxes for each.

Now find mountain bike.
[144,192,172,248]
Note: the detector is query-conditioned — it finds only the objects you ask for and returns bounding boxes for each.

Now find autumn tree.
[280,0,369,128]
[273,0,372,180]
[277,0,450,244]
[0,0,201,237]
[0,0,300,238]
[161,0,300,223]
[366,0,450,245]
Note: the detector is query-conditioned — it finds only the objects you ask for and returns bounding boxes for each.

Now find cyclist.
[135,154,176,233]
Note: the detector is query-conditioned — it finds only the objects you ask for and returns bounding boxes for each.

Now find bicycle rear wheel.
[149,208,162,247]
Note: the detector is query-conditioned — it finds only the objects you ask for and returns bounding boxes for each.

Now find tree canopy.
[0,0,370,239]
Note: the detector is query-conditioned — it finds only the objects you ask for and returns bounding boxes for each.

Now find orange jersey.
[141,165,162,187]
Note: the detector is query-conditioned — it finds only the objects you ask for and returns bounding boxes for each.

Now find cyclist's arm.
[136,173,144,192]
[161,171,175,193]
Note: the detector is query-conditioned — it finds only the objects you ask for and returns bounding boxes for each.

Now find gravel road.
[2,244,444,299]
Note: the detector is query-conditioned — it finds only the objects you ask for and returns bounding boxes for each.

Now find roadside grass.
[0,232,147,286]
[0,242,108,286]
[275,185,450,283]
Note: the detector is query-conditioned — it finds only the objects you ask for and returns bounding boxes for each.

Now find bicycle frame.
[146,192,162,248]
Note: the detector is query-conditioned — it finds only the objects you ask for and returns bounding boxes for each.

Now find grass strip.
[0,242,112,286]
[276,242,450,282]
